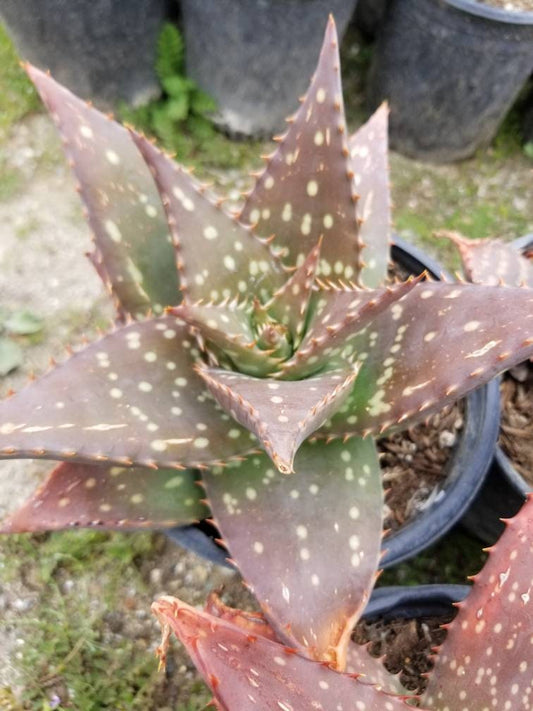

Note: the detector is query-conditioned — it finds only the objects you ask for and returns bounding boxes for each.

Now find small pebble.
[439,430,457,448]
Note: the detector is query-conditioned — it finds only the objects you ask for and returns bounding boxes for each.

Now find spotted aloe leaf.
[319,282,533,437]
[240,17,363,283]
[152,596,414,711]
[0,318,256,468]
[26,65,178,320]
[205,592,407,695]
[445,231,533,288]
[131,132,282,304]
[350,103,391,289]
[422,494,533,710]
[197,366,358,473]
[203,437,383,669]
[280,276,422,378]
[0,462,207,533]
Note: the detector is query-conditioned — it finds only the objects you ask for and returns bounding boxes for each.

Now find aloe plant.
[2,16,533,675]
[154,494,533,710]
[443,230,533,287]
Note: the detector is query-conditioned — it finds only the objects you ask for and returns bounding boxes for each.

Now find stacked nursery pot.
[179,0,358,136]
[367,0,533,161]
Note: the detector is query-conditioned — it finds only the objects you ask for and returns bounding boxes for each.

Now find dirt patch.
[380,401,464,532]
[499,362,533,485]
[352,611,455,693]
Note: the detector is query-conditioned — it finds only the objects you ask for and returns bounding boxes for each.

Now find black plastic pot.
[179,0,358,137]
[0,0,167,108]
[367,0,533,162]
[363,583,469,620]
[166,237,500,567]
[461,233,533,544]
[354,0,389,39]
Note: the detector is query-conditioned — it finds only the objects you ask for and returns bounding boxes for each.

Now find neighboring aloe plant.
[3,16,533,675]
[153,494,533,710]
[442,230,533,287]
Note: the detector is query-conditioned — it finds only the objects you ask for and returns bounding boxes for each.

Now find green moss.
[0,22,39,140]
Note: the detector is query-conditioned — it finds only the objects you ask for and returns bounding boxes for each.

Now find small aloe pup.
[153,495,533,710]
[3,16,533,672]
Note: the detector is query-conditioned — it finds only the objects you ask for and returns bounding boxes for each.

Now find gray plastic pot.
[166,237,500,567]
[179,0,358,137]
[461,234,533,545]
[367,0,533,162]
[0,0,166,108]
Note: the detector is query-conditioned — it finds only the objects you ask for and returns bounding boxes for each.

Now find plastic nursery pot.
[367,0,533,162]
[353,0,390,39]
[179,0,358,137]
[0,0,167,108]
[362,583,469,621]
[166,237,500,568]
[461,233,533,545]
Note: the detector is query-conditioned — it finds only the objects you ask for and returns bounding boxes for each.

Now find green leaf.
[4,309,44,335]
[0,337,22,375]
[190,89,217,115]
[166,95,190,122]
[155,23,184,82]
[162,75,193,99]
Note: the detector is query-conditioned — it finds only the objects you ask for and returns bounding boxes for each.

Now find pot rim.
[362,583,470,620]
[493,232,533,498]
[443,0,533,25]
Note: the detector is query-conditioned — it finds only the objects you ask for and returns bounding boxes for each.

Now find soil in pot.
[499,361,533,485]
[380,401,464,532]
[352,611,456,692]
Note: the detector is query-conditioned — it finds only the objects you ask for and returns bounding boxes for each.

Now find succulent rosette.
[2,17,533,673]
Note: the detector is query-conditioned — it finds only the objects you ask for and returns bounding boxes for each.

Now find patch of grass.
[0,22,39,141]
[0,158,23,201]
[379,528,487,587]
[0,531,185,710]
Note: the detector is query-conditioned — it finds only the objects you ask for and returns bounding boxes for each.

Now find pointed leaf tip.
[26,64,178,318]
[197,366,359,473]
[153,594,412,710]
[241,18,362,284]
[204,438,383,668]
